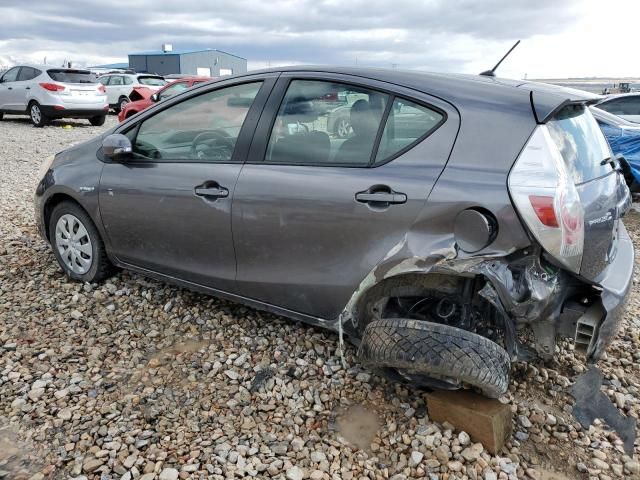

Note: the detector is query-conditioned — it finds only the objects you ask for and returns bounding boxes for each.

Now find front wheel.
[89,115,106,126]
[49,201,116,283]
[29,102,48,127]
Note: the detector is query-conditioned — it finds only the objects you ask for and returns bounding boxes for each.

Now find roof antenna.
[480,40,520,77]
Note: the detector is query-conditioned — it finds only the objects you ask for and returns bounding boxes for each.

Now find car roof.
[225,65,600,122]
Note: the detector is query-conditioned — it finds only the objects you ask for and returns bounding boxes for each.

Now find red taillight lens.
[529,195,558,227]
[39,83,65,92]
[98,85,106,94]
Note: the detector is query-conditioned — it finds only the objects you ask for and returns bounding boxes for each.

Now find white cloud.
[0,0,638,78]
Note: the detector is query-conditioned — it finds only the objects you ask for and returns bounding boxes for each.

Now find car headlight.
[38,154,56,180]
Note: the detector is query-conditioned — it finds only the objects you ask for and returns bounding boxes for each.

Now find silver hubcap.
[31,105,41,124]
[55,214,93,275]
[337,119,351,137]
[120,99,128,110]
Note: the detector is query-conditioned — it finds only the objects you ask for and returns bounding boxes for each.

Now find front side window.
[132,82,262,162]
[1,67,20,83]
[266,80,388,166]
[375,98,444,163]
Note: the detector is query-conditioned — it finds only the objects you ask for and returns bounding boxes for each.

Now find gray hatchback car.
[35,67,634,397]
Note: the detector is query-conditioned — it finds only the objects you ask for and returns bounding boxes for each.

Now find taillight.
[39,83,65,92]
[98,85,106,94]
[509,126,584,272]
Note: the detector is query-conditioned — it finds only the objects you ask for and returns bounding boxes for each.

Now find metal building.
[128,45,247,77]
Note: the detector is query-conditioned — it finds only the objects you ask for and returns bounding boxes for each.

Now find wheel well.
[43,194,86,241]
[119,95,129,101]
[354,272,508,345]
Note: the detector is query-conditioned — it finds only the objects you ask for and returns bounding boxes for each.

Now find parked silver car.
[0,65,108,127]
[98,73,166,112]
[34,67,633,397]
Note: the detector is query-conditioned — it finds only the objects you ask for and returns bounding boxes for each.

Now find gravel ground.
[1,115,639,480]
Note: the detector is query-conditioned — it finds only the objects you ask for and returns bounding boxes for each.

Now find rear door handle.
[195,185,229,199]
[355,190,407,205]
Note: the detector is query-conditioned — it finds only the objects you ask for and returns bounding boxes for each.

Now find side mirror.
[151,93,159,102]
[102,134,132,159]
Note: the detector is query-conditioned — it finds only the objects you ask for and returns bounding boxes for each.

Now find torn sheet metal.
[571,365,636,454]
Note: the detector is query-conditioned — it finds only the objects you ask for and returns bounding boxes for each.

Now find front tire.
[29,102,48,127]
[49,201,116,283]
[358,318,511,398]
[89,115,106,126]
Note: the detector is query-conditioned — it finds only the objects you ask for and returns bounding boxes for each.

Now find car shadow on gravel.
[1,117,97,128]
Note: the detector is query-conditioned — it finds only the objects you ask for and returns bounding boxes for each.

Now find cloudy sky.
[0,0,638,79]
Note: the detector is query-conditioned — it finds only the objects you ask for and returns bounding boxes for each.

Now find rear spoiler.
[519,81,603,124]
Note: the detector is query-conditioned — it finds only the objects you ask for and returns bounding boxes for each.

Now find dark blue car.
[591,106,640,189]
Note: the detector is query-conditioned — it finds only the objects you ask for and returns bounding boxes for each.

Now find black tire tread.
[358,318,510,398]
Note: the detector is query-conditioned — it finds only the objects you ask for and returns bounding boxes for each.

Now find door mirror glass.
[150,93,159,102]
[102,134,132,159]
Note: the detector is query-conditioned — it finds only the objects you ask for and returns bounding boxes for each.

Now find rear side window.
[17,67,41,81]
[123,76,133,85]
[375,98,444,163]
[547,105,613,184]
[139,76,166,87]
[47,69,96,84]
[266,80,389,166]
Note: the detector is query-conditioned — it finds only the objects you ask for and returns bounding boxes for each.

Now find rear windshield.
[547,104,613,184]
[138,76,166,86]
[47,69,96,84]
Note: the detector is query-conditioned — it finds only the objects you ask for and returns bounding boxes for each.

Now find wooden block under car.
[426,390,512,454]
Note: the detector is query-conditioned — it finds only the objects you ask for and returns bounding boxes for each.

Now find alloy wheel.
[30,104,41,124]
[337,118,352,138]
[55,214,93,275]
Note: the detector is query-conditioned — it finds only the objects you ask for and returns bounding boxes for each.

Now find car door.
[99,76,276,292]
[0,67,22,110]
[232,74,459,319]
[14,67,38,111]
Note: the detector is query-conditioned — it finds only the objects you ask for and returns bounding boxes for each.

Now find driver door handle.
[355,190,407,205]
[195,185,229,199]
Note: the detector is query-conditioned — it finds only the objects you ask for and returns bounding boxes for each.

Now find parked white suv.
[0,65,108,127]
[98,73,166,112]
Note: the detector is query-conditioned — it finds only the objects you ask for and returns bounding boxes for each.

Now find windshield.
[138,76,167,86]
[547,104,613,184]
[47,69,96,83]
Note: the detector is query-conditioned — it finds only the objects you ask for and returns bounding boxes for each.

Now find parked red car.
[117,77,211,122]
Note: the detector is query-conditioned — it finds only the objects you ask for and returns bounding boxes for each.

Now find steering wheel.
[190,130,234,161]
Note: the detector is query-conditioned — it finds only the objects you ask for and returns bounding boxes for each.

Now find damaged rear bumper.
[589,222,634,361]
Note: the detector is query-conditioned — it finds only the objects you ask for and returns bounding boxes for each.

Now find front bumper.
[589,221,634,360]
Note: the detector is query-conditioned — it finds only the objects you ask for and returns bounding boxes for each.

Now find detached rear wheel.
[358,318,510,398]
[49,201,116,283]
